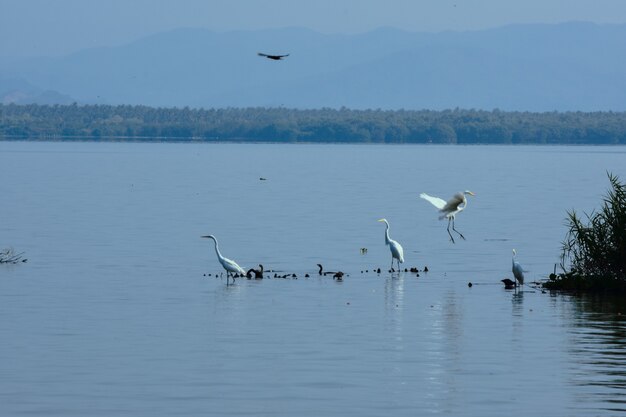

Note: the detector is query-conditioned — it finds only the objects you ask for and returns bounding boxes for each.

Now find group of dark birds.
[203,262,429,284]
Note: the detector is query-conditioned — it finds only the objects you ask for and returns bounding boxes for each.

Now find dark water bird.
[258,52,289,60]
[201,235,245,283]
[333,271,344,281]
[420,190,475,243]
[468,282,473,287]
[317,263,339,276]
[424,266,429,272]
[360,247,368,254]
[259,177,267,181]
[246,264,264,279]
[512,249,525,287]
[378,218,405,271]
[501,278,517,289]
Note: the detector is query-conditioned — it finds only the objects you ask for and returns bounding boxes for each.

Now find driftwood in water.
[0,248,27,264]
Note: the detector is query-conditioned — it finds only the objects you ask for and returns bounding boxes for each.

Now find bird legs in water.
[447,217,466,243]
[390,258,401,272]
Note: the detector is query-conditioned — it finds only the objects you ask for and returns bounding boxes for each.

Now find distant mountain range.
[2,22,625,111]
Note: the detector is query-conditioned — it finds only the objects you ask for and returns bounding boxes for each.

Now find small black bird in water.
[333,272,344,281]
[246,264,264,279]
[258,52,289,60]
[501,278,517,289]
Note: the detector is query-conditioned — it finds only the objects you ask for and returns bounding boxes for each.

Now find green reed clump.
[545,173,626,292]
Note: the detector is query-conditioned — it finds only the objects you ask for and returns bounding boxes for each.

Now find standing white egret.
[512,249,524,288]
[420,190,475,243]
[378,219,405,271]
[201,235,246,282]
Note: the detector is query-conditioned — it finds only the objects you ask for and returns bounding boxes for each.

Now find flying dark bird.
[258,52,289,60]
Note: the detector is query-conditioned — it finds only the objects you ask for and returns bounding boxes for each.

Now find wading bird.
[512,249,524,288]
[317,264,339,276]
[201,235,245,283]
[420,190,475,243]
[257,52,289,60]
[378,218,404,271]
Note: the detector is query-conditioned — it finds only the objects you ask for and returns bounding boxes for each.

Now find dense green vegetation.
[2,103,626,144]
[546,173,626,292]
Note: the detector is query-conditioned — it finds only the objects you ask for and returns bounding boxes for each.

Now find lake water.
[1,141,626,416]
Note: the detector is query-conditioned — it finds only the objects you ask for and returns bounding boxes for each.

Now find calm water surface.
[1,141,626,416]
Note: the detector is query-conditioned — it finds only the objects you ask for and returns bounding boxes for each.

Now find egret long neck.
[461,195,468,211]
[384,223,391,245]
[211,238,223,260]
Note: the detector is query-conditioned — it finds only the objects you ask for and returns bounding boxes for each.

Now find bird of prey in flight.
[257,52,290,60]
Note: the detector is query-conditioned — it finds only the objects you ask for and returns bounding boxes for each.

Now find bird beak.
[377,218,385,222]
[468,191,476,196]
[201,236,210,238]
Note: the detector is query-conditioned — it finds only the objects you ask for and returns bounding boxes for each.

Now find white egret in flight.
[378,218,405,271]
[201,235,246,282]
[512,249,524,288]
[420,190,475,243]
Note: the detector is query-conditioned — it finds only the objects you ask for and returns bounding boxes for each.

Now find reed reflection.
[566,294,626,414]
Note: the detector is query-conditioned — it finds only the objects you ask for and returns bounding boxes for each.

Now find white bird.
[512,249,524,288]
[201,235,246,282]
[420,190,475,243]
[378,219,405,271]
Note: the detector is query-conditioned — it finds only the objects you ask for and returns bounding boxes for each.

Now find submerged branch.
[0,248,27,264]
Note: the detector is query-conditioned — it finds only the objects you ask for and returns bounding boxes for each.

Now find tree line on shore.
[1,103,626,144]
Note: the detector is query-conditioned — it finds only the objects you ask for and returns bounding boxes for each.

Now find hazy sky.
[2,0,626,57]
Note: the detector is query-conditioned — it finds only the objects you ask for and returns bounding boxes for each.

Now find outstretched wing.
[420,193,447,210]
[441,193,465,212]
[257,52,289,60]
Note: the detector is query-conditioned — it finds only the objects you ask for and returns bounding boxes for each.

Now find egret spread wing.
[441,193,465,213]
[420,193,447,209]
